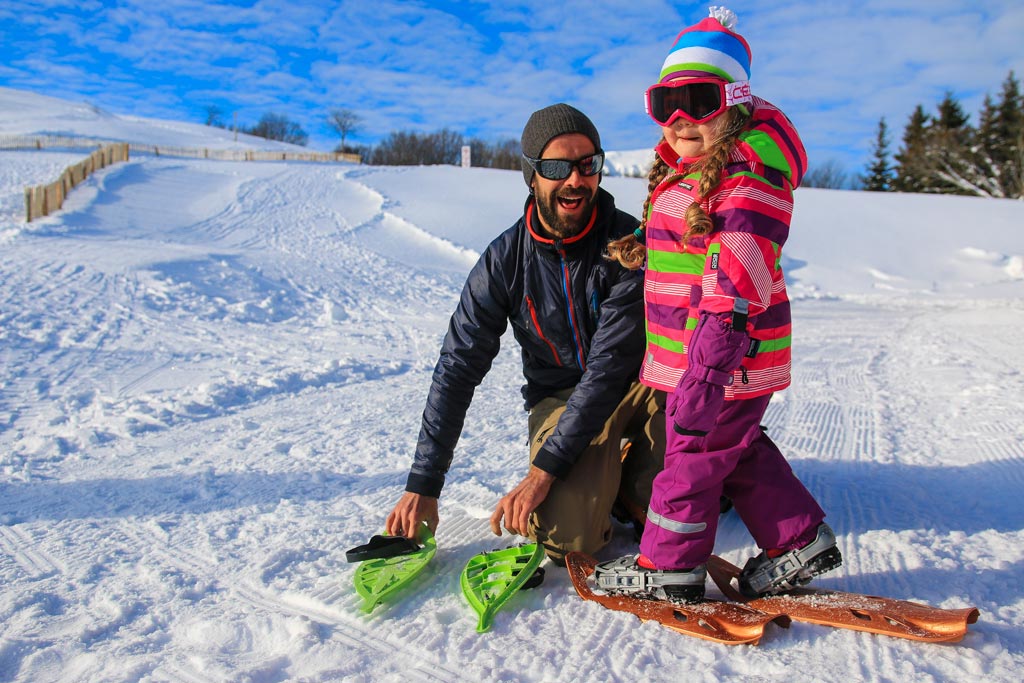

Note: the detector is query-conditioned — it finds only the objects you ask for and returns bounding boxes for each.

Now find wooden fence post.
[31,186,43,221]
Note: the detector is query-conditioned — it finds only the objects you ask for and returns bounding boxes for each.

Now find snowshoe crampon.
[460,542,545,633]
[350,523,437,613]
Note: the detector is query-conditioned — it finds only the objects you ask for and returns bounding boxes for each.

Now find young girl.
[594,7,841,603]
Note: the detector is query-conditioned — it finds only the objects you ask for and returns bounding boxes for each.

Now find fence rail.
[5,135,361,222]
[23,143,130,222]
[0,135,360,163]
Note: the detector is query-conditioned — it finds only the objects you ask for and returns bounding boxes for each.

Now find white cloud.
[1,0,1022,173]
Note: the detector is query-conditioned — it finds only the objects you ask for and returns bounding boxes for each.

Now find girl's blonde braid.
[606,106,752,267]
[682,106,752,242]
[606,144,673,270]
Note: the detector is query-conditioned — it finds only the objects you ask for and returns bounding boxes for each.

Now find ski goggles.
[523,151,605,180]
[645,78,752,126]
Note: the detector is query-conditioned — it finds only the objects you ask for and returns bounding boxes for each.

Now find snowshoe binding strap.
[346,534,420,563]
[352,523,437,613]
[738,523,842,597]
[593,555,706,604]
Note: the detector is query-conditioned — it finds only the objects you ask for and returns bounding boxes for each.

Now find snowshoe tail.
[707,555,980,642]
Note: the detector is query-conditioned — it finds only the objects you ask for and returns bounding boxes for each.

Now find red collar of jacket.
[525,200,598,249]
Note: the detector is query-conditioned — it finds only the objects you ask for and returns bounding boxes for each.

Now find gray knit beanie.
[520,103,602,188]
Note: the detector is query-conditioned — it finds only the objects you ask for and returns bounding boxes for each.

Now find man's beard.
[535,186,596,240]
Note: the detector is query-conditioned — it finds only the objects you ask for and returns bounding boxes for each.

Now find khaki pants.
[527,381,665,563]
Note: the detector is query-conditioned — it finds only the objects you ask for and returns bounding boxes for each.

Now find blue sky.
[2,0,1023,176]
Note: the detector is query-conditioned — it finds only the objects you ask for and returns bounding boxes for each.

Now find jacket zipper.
[525,295,562,367]
[557,248,587,372]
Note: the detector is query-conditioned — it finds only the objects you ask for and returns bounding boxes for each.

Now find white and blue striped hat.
[659,7,752,84]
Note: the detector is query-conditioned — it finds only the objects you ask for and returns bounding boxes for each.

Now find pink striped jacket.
[639,97,807,399]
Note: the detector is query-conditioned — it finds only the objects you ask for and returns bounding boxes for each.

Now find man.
[385,104,664,564]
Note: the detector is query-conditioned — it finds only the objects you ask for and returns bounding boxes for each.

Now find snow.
[1,85,1023,682]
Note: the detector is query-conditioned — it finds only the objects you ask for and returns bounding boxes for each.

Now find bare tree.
[248,113,308,146]
[803,159,852,189]
[468,137,520,169]
[328,108,361,152]
[203,105,224,128]
[369,129,466,166]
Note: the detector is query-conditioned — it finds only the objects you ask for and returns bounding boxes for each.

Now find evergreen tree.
[923,92,977,195]
[893,105,930,193]
[934,90,970,129]
[979,71,1024,198]
[891,72,1024,199]
[862,117,895,191]
[974,94,1006,197]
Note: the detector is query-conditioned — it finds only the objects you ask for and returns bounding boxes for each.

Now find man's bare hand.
[385,492,439,540]
[489,467,556,537]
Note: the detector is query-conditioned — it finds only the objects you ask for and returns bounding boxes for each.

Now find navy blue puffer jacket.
[406,188,645,498]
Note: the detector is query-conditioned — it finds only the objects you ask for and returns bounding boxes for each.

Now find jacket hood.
[655,96,807,189]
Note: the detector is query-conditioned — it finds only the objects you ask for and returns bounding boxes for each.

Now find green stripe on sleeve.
[647,250,705,275]
[754,334,791,354]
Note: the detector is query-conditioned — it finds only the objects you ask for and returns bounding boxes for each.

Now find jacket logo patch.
[678,181,693,190]
[710,252,720,270]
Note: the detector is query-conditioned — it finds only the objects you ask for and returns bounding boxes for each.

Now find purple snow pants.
[639,392,825,570]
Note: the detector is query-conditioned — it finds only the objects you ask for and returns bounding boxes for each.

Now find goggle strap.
[724,81,752,107]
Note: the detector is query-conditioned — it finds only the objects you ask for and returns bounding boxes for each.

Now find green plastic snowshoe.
[352,523,437,613]
[460,541,545,632]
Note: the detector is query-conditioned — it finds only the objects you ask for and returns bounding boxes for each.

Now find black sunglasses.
[524,151,605,181]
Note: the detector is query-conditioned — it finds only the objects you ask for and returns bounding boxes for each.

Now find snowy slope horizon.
[3,86,1022,298]
[1,86,1023,682]
[0,86,315,152]
[0,85,651,175]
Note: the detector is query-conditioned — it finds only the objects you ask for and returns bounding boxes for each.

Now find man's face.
[531,133,600,240]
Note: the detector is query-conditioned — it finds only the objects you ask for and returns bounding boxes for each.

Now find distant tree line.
[202,105,519,169]
[203,106,310,146]
[354,129,519,169]
[859,70,1023,198]
[206,74,1023,197]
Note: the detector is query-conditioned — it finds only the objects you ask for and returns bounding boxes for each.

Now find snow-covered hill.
[1,87,1022,682]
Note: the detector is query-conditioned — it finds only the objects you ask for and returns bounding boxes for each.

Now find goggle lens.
[647,82,724,126]
[527,152,605,180]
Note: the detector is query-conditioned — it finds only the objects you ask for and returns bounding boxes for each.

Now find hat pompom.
[658,5,752,84]
[708,6,738,30]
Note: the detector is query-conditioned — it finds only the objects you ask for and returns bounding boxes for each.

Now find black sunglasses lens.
[534,153,603,180]
[651,82,722,124]
[581,153,604,176]
[537,159,573,179]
